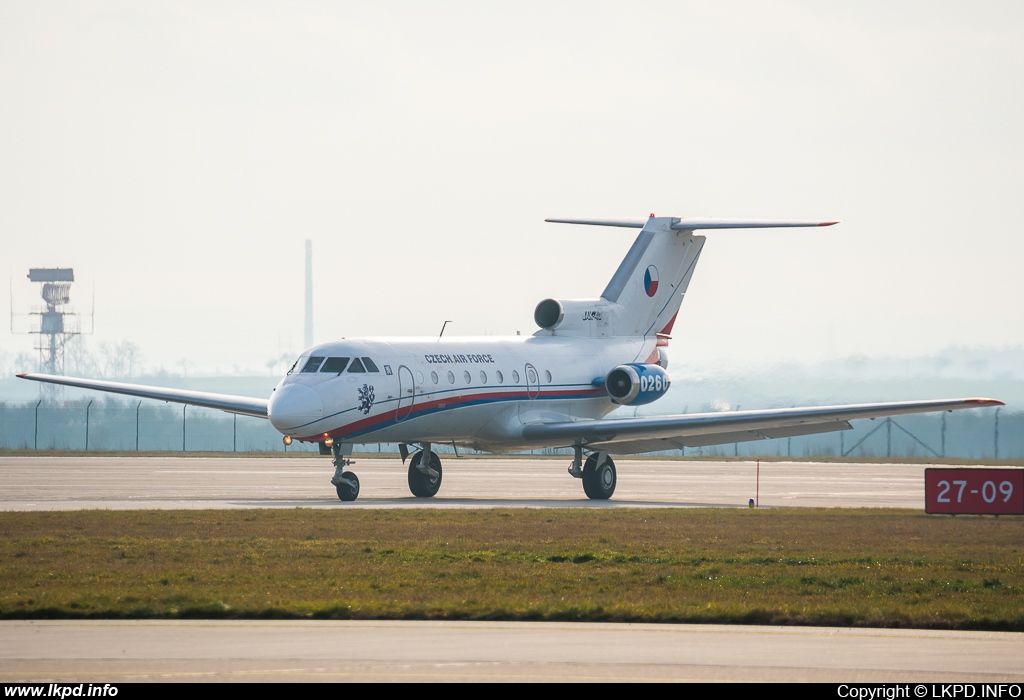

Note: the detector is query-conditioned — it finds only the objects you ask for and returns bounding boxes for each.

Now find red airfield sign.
[925,468,1024,515]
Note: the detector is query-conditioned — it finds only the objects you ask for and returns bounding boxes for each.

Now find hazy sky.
[2,1,1023,376]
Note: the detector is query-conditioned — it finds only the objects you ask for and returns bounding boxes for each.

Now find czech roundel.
[644,265,659,297]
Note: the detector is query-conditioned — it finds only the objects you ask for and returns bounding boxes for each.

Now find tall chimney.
[304,240,313,349]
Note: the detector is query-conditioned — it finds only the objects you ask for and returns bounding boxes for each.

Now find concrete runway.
[1,620,1022,683]
[3,454,1021,683]
[0,454,935,510]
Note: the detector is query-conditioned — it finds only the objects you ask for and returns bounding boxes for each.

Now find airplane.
[18,214,1003,502]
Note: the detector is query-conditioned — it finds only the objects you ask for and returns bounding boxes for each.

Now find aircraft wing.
[16,373,269,418]
[521,398,1003,455]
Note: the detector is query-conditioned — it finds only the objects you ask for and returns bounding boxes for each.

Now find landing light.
[324,436,334,447]
[282,435,292,446]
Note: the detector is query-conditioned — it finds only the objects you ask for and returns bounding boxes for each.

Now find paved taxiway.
[1,454,938,510]
[4,455,1020,682]
[1,620,1022,682]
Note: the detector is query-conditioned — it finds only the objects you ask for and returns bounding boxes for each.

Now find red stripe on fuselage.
[300,386,606,442]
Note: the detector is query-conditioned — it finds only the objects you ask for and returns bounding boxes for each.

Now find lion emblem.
[358,384,375,415]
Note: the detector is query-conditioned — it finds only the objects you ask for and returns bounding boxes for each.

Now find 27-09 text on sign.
[925,468,1024,515]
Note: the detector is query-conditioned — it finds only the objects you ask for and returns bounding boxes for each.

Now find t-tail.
[538,214,839,339]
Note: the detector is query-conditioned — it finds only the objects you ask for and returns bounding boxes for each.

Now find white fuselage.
[267,334,657,452]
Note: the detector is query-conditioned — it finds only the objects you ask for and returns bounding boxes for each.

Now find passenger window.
[544,370,552,383]
[527,367,537,383]
[447,371,455,384]
[362,357,379,372]
[480,371,487,383]
[512,370,520,383]
[320,357,350,374]
[416,371,424,384]
[348,358,366,373]
[301,357,325,373]
[463,370,471,384]
[496,370,504,384]
[431,371,438,384]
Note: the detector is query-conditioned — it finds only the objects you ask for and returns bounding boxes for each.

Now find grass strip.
[1,508,1022,630]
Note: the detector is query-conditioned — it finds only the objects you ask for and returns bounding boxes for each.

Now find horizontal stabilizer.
[545,218,650,228]
[670,218,839,230]
[545,217,839,230]
[16,373,269,418]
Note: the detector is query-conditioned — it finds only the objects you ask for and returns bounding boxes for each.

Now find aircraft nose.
[268,383,324,433]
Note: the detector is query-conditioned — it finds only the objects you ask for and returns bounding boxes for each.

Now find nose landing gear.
[334,471,360,501]
[330,442,360,502]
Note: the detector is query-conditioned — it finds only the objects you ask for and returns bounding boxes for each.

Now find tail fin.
[599,216,704,337]
[547,215,838,338]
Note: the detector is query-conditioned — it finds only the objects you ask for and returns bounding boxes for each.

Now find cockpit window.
[362,357,379,372]
[287,358,300,375]
[301,356,325,373]
[347,357,366,373]
[320,357,350,374]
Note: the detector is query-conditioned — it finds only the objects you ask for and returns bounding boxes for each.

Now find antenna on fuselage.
[438,320,453,342]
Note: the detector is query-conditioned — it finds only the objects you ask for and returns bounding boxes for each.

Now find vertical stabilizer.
[601,216,705,338]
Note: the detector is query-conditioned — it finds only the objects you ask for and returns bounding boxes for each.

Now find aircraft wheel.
[408,451,443,498]
[335,471,360,502]
[582,452,616,500]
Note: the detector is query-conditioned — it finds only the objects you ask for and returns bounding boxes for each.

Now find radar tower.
[14,268,88,399]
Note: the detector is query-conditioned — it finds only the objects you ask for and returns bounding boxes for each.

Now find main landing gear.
[569,444,616,500]
[407,442,443,498]
[330,442,360,502]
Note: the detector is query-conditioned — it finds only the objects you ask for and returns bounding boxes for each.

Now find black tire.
[582,453,616,500]
[336,471,360,502]
[408,451,443,498]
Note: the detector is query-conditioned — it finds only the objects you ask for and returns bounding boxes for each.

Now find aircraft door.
[525,363,540,400]
[396,365,415,422]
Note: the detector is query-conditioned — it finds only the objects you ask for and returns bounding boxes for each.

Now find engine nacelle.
[534,298,616,337]
[604,363,671,406]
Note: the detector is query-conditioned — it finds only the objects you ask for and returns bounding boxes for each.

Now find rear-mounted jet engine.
[603,363,671,406]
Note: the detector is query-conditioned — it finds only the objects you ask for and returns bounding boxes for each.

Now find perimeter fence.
[0,399,1019,460]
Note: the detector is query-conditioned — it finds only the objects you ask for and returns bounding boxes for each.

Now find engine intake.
[534,299,564,329]
[604,363,671,406]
